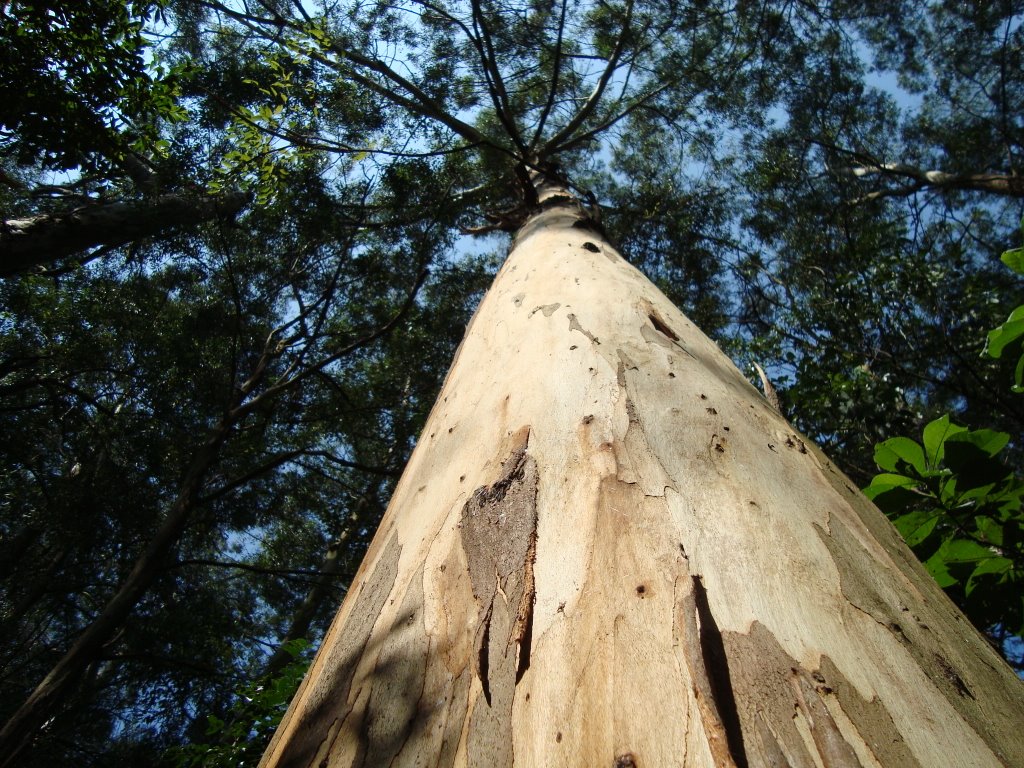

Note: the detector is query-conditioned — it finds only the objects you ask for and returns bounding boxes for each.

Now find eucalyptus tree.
[3,0,1023,765]
[105,1,1024,766]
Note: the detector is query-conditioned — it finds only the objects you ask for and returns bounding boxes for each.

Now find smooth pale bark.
[261,184,1024,768]
[0,191,249,276]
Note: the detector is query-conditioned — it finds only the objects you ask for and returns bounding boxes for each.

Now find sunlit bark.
[260,178,1024,767]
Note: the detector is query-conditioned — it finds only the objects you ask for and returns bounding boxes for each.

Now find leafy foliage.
[0,0,185,172]
[987,219,1024,392]
[865,231,1024,668]
[864,415,1024,665]
[166,640,310,768]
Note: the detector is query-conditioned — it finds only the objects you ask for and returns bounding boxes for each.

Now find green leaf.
[974,516,1005,546]
[863,472,916,497]
[939,538,993,564]
[943,433,1012,490]
[1001,246,1024,275]
[863,472,920,513]
[874,437,926,474]
[924,552,958,587]
[892,509,940,546]
[970,555,1012,577]
[959,428,1009,456]
[921,414,966,466]
[985,308,1024,359]
[966,557,1013,595]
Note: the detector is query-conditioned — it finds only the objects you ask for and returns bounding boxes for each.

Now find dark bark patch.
[581,241,601,252]
[613,753,638,767]
[568,313,600,345]
[639,307,693,357]
[616,353,641,426]
[811,513,1023,764]
[817,656,922,767]
[529,302,561,317]
[713,622,816,768]
[274,533,402,768]
[647,311,679,340]
[460,433,539,768]
[934,653,974,699]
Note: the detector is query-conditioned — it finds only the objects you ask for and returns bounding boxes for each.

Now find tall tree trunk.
[261,502,361,680]
[260,177,1024,768]
[0,191,249,276]
[0,420,232,767]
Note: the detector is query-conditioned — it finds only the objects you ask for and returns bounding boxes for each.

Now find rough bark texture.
[0,191,249,275]
[260,184,1024,767]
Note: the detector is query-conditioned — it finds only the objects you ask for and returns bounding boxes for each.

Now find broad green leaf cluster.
[865,415,1023,650]
[987,220,1024,392]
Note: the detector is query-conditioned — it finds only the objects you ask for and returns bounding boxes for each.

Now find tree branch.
[530,0,569,151]
[469,0,526,152]
[0,192,250,277]
[555,80,672,154]
[541,0,634,154]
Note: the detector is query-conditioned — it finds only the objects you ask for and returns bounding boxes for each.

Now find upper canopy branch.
[199,0,504,154]
[529,0,569,150]
[468,0,527,152]
[819,139,1024,200]
[540,0,635,155]
[556,79,672,154]
[407,0,514,147]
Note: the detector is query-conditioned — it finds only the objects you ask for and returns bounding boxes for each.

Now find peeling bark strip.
[720,622,923,768]
[673,574,744,768]
[460,430,539,768]
[266,534,402,768]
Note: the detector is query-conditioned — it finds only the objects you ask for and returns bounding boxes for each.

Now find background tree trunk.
[259,184,1024,767]
[0,191,249,275]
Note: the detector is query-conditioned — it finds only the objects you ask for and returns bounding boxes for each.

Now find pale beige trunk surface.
[261,192,1024,767]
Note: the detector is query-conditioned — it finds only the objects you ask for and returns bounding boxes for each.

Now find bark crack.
[674,574,748,768]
